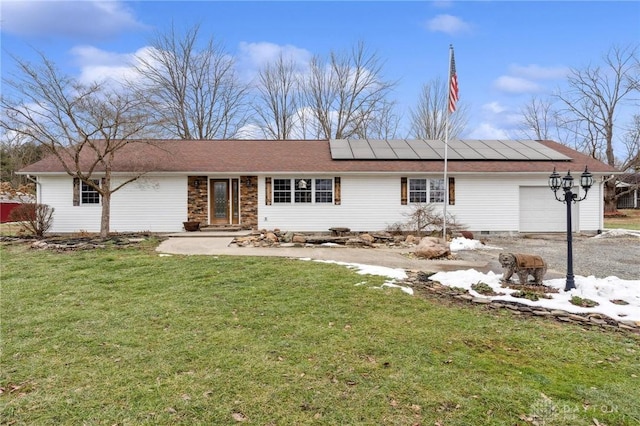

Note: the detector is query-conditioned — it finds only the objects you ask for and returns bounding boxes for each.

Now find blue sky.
[1,0,639,140]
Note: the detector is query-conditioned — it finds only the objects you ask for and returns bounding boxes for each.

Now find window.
[273,179,291,203]
[430,178,445,203]
[409,179,427,203]
[272,178,333,204]
[294,179,312,203]
[315,179,333,203]
[81,180,100,204]
[408,178,444,204]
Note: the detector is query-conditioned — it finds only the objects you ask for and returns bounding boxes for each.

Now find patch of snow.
[302,258,413,295]
[430,269,640,322]
[593,229,640,238]
[450,237,502,252]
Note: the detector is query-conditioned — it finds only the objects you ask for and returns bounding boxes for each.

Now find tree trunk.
[603,180,618,213]
[100,191,111,238]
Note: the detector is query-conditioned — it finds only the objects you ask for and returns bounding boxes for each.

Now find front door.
[210,180,229,224]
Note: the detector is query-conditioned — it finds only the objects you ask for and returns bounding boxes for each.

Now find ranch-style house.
[19,139,618,234]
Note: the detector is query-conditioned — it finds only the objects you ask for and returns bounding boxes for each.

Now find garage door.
[519,187,577,232]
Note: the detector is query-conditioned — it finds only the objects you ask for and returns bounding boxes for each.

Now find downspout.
[599,176,605,233]
[26,174,41,204]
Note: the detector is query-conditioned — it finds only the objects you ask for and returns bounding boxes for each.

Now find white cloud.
[467,122,512,139]
[236,41,312,82]
[425,14,471,35]
[1,0,146,39]
[482,102,508,114]
[69,45,157,87]
[493,76,542,94]
[508,64,569,80]
[238,42,311,67]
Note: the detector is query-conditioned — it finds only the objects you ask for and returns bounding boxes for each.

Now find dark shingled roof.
[19,139,619,175]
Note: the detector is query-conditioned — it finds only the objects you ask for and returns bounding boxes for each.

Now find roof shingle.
[19,139,619,175]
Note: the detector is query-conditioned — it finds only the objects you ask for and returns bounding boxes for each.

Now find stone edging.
[404,272,640,335]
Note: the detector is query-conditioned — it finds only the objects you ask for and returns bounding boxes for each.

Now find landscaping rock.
[414,237,450,259]
[292,234,307,244]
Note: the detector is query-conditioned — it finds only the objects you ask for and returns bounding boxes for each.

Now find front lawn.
[605,209,640,230]
[1,241,638,425]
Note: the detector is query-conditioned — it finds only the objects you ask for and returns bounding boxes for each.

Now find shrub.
[570,296,599,307]
[8,203,54,237]
[395,203,467,238]
[471,281,504,296]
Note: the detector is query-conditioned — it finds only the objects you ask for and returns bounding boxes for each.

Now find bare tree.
[252,53,302,139]
[133,23,249,139]
[303,41,396,139]
[614,114,640,205]
[518,96,558,140]
[1,52,154,237]
[409,77,469,140]
[352,99,401,140]
[555,44,639,212]
[622,114,640,172]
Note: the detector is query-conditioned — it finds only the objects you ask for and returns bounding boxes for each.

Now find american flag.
[448,47,459,114]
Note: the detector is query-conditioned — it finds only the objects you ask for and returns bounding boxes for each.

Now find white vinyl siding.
[38,175,187,233]
[35,171,605,234]
[259,175,447,232]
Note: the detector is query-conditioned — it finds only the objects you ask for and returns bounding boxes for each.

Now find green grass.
[1,241,639,425]
[604,209,640,230]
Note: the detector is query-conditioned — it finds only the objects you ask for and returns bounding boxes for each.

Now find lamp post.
[548,166,594,291]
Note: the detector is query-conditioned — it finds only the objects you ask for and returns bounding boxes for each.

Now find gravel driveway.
[454,232,640,281]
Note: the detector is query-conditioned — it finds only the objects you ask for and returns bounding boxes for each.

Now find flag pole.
[443,45,453,241]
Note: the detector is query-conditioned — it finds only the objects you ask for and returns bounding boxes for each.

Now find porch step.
[199,225,244,232]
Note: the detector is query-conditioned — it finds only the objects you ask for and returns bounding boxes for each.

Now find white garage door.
[519,186,577,232]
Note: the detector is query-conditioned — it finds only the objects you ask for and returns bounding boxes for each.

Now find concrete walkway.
[156,232,488,272]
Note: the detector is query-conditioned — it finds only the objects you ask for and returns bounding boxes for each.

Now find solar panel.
[329,139,572,161]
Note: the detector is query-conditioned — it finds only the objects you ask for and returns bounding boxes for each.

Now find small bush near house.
[8,203,54,237]
[388,203,467,238]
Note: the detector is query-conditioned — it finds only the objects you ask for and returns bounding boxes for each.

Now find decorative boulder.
[359,233,375,244]
[405,235,419,245]
[414,237,450,259]
[282,231,294,243]
[265,232,279,243]
[460,230,474,240]
[292,234,307,244]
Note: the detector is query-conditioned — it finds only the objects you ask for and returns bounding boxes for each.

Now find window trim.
[407,177,446,204]
[271,177,334,204]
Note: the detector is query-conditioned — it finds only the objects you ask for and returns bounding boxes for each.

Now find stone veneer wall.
[240,176,258,229]
[187,176,208,223]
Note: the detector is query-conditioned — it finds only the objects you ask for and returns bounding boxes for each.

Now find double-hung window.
[314,179,333,203]
[294,179,312,203]
[81,180,101,204]
[409,178,444,203]
[273,179,291,203]
[273,178,333,204]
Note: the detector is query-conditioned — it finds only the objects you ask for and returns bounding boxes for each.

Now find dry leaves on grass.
[232,412,248,422]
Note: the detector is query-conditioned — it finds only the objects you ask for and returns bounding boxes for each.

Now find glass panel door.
[211,180,229,224]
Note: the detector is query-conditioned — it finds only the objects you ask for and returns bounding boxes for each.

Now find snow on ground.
[300,258,413,295]
[303,235,640,322]
[593,228,640,238]
[430,269,640,322]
